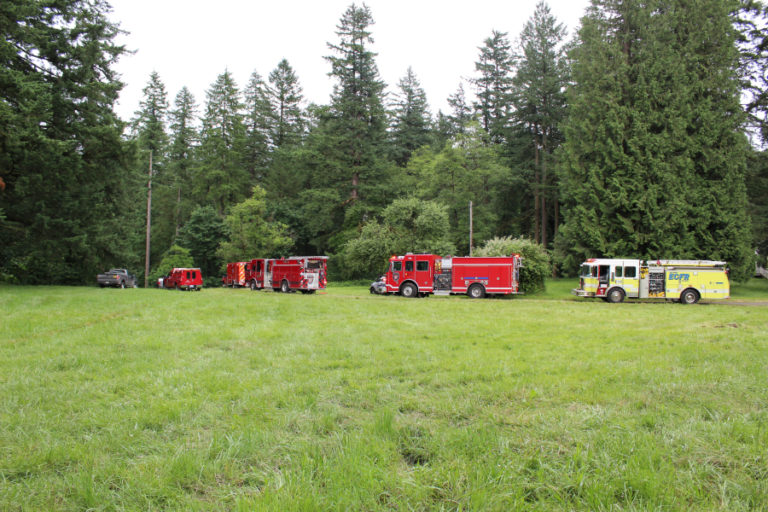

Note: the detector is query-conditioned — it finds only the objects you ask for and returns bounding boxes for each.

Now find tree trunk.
[541,132,548,249]
[533,137,540,244]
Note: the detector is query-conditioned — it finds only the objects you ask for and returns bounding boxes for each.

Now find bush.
[474,237,550,294]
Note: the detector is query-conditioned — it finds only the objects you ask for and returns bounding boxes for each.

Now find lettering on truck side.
[668,273,690,281]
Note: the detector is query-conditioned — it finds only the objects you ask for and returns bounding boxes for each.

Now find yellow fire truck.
[572,259,729,304]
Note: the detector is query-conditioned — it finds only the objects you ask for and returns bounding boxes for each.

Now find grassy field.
[1,280,767,511]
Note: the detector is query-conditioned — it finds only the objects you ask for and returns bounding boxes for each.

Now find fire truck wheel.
[400,282,417,298]
[607,288,625,303]
[680,288,700,304]
[120,281,125,289]
[467,283,486,299]
[281,280,291,293]
[250,281,257,291]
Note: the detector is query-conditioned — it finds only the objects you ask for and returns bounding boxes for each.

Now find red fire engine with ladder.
[371,253,522,298]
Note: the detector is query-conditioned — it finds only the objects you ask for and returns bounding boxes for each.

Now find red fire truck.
[163,267,203,291]
[223,261,248,287]
[371,253,522,298]
[245,256,328,293]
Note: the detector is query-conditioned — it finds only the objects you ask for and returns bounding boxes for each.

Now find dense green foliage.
[2,0,768,283]
[475,236,551,293]
[559,0,754,279]
[340,198,455,279]
[2,285,768,509]
[0,0,136,283]
[216,186,292,265]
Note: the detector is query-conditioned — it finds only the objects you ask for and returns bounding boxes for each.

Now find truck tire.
[467,283,486,299]
[120,281,125,289]
[281,280,291,293]
[606,288,625,303]
[400,282,417,298]
[250,280,257,291]
[680,288,700,304]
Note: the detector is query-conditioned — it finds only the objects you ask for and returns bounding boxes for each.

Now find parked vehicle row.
[99,255,731,304]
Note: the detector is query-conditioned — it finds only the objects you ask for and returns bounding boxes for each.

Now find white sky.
[109,0,591,122]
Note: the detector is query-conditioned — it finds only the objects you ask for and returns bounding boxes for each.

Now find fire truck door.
[415,259,431,288]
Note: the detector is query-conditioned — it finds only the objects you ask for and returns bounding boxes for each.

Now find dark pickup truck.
[97,269,137,288]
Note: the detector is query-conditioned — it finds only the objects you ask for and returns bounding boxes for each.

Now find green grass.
[1,282,768,510]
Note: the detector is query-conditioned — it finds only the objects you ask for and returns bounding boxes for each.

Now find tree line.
[2,0,767,285]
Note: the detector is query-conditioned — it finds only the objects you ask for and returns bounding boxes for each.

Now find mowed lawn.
[1,282,767,511]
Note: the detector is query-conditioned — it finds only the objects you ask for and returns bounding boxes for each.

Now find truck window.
[625,266,637,278]
[616,266,623,278]
[580,265,593,278]
[598,266,609,283]
[405,261,413,272]
[416,261,429,271]
[307,260,321,270]
[392,261,402,271]
[186,271,191,280]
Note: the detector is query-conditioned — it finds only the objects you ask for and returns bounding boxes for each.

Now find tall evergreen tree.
[323,3,388,202]
[167,86,199,239]
[446,83,474,137]
[132,72,172,263]
[267,59,305,148]
[0,0,135,283]
[131,71,169,159]
[472,30,515,144]
[512,1,569,248]
[390,67,431,166]
[558,0,753,278]
[243,71,273,182]
[196,70,248,215]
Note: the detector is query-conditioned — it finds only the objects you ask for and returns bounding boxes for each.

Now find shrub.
[475,237,550,294]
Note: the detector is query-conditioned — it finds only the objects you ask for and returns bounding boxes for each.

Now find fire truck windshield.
[306,260,322,270]
[580,265,596,278]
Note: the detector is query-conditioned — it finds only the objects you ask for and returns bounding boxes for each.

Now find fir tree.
[0,0,136,283]
[167,86,199,238]
[472,30,515,144]
[132,72,172,263]
[243,71,273,182]
[196,70,248,215]
[512,1,569,248]
[323,2,388,202]
[390,67,431,166]
[267,59,305,148]
[446,83,474,137]
[559,0,753,278]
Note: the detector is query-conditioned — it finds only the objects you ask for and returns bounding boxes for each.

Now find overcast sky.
[109,0,592,122]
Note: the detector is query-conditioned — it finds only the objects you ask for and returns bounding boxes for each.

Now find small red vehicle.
[244,256,328,293]
[163,267,203,291]
[371,253,522,298]
[223,262,248,287]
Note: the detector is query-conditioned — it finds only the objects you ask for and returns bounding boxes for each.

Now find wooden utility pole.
[144,151,153,288]
[469,200,473,256]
